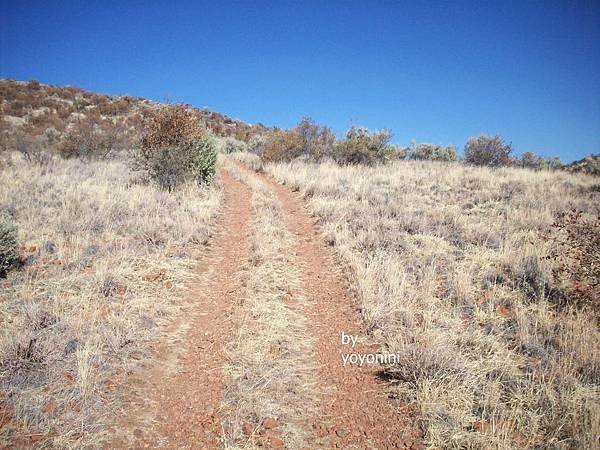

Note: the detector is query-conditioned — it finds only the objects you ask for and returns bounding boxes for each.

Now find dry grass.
[221,161,317,449]
[229,151,263,173]
[268,159,600,449]
[0,154,222,447]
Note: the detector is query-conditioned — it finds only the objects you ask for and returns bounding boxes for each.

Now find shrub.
[549,210,600,308]
[333,126,393,165]
[248,134,266,156]
[262,129,304,163]
[518,151,562,171]
[220,137,248,154]
[0,219,19,277]
[58,120,115,159]
[296,117,335,160]
[134,104,217,190]
[464,135,513,167]
[259,118,335,163]
[2,129,51,165]
[408,142,458,162]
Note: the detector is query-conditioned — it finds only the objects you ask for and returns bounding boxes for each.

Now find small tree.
[261,129,304,163]
[464,135,513,167]
[134,105,217,190]
[296,117,335,160]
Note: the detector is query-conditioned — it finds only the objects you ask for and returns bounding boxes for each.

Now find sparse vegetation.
[565,153,600,176]
[268,159,600,449]
[0,79,266,163]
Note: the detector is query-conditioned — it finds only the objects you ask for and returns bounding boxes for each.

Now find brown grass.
[0,154,222,447]
[267,159,600,449]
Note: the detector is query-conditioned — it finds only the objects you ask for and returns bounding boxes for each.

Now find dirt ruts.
[132,168,253,449]
[257,169,422,450]
[126,162,421,449]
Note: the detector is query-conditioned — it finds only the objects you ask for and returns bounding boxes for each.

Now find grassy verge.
[268,159,600,449]
[221,162,316,450]
[0,156,222,447]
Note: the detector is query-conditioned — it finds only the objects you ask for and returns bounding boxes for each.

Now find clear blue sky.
[1,0,599,161]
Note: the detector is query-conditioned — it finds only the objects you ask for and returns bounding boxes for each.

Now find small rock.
[41,402,57,414]
[269,436,284,448]
[262,417,278,429]
[336,427,349,437]
[64,339,80,355]
[242,422,254,435]
[85,244,100,256]
[133,428,143,438]
[42,240,56,254]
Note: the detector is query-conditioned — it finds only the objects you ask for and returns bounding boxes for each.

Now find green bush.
[333,126,393,165]
[134,105,217,190]
[408,142,458,162]
[0,220,19,277]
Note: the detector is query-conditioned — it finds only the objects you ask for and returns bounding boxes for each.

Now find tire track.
[252,167,423,450]
[132,168,253,449]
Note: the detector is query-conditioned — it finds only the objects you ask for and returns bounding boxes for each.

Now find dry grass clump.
[0,155,222,447]
[221,162,316,450]
[229,151,263,172]
[268,159,600,449]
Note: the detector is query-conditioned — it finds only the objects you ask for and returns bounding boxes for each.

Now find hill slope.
[0,79,267,149]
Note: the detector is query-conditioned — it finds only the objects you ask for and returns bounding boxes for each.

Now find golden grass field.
[1,148,598,449]
[0,155,222,446]
[268,159,600,449]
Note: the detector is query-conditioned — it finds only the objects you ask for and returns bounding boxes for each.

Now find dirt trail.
[124,162,420,449]
[256,169,423,450]
[134,168,252,449]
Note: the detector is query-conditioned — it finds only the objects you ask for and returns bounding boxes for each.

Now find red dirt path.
[259,170,423,450]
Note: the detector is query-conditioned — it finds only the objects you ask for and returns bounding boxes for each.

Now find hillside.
[0,79,267,153]
[565,153,600,176]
